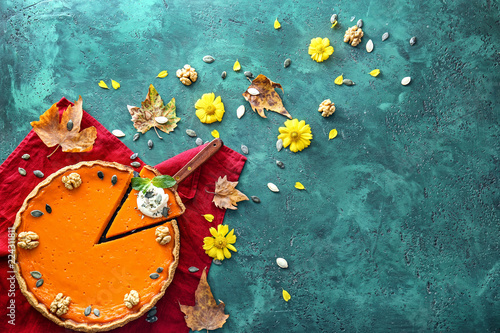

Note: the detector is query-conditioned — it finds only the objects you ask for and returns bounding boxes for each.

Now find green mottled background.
[1,0,499,332]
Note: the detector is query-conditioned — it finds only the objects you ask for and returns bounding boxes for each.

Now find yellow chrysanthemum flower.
[202,224,237,261]
[308,37,334,62]
[195,93,225,124]
[278,119,313,153]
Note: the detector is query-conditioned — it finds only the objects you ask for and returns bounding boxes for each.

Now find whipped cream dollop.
[137,185,169,218]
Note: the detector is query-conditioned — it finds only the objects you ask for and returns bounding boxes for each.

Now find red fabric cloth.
[0,98,246,332]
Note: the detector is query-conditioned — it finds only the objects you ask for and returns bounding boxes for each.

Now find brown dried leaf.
[179,268,229,331]
[213,175,249,210]
[128,84,180,138]
[242,74,292,119]
[31,96,97,157]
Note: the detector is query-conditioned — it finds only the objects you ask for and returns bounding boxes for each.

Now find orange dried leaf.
[242,74,292,119]
[213,175,249,210]
[31,96,97,158]
[179,268,229,331]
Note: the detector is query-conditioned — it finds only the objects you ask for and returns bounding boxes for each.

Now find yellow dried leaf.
[233,60,241,71]
[203,214,215,222]
[98,80,109,89]
[370,69,381,77]
[111,79,120,89]
[282,289,291,302]
[211,129,220,138]
[334,75,343,85]
[329,129,338,140]
[274,18,281,29]
[295,182,305,190]
[157,70,168,78]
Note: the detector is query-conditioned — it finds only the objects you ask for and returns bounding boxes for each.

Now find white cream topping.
[137,185,169,218]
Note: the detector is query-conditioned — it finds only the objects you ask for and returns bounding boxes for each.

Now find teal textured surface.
[1,0,499,332]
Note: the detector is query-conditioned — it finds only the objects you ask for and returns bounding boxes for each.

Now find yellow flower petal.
[98,80,109,89]
[216,248,224,261]
[207,247,217,258]
[370,69,381,77]
[223,247,232,259]
[226,243,237,252]
[111,79,120,89]
[226,230,237,244]
[209,227,218,238]
[203,214,215,222]
[331,21,338,28]
[211,129,220,138]
[233,60,241,71]
[157,70,168,78]
[295,182,305,190]
[282,289,291,302]
[329,129,338,140]
[274,18,281,29]
[334,75,343,85]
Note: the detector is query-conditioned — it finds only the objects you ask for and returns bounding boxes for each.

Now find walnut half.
[318,99,336,117]
[176,64,198,86]
[62,173,82,190]
[344,25,364,47]
[50,293,71,316]
[124,290,140,309]
[17,231,39,250]
[155,226,171,245]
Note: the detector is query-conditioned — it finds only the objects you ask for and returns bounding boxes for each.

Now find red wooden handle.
[173,138,223,184]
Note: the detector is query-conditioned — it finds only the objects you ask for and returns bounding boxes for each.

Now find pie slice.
[12,161,182,331]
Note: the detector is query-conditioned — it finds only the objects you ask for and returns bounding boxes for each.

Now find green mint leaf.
[131,177,152,193]
[151,175,176,189]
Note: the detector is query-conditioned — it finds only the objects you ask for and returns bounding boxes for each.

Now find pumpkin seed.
[30,271,42,279]
[133,171,140,177]
[186,129,197,137]
[203,55,215,63]
[93,309,100,317]
[147,307,157,317]
[34,170,44,178]
[357,19,363,28]
[276,257,288,269]
[148,140,153,150]
[276,160,285,169]
[97,171,104,179]
[162,206,169,217]
[350,16,355,22]
[241,145,249,155]
[21,154,30,160]
[84,306,92,316]
[366,39,373,53]
[18,167,26,176]
[112,129,125,137]
[111,175,117,185]
[146,316,158,323]
[133,133,140,141]
[67,120,73,131]
[276,139,283,152]
[244,71,253,78]
[251,196,261,203]
[195,137,203,146]
[156,267,164,273]
[247,87,260,95]
[45,204,52,214]
[31,210,44,217]
[213,259,222,266]
[131,162,141,168]
[330,14,338,24]
[36,279,44,287]
[401,77,411,86]
[155,116,169,124]
[267,183,279,192]
[237,105,245,119]
[343,79,355,86]
[382,32,389,41]
[221,71,227,79]
[284,58,291,68]
[130,153,138,160]
[188,266,199,273]
[150,273,160,279]
[410,36,417,46]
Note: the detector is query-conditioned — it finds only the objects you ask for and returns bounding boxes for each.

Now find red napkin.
[0,98,246,332]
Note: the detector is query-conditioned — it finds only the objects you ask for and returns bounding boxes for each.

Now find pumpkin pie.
[12,160,185,331]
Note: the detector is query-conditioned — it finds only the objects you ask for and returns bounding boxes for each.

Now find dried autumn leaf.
[157,70,168,78]
[211,130,220,138]
[31,96,97,158]
[295,182,305,190]
[242,74,292,119]
[128,84,180,139]
[111,79,120,89]
[334,75,343,85]
[203,214,215,222]
[179,268,229,331]
[329,129,338,140]
[274,18,281,29]
[370,69,381,77]
[213,175,249,210]
[98,80,109,89]
[282,289,291,302]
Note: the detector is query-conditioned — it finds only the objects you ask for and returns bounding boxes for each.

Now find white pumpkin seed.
[237,105,245,119]
[31,210,44,217]
[131,162,141,168]
[244,71,253,78]
[343,79,355,86]
[93,309,100,317]
[186,129,197,137]
[284,58,291,68]
[148,140,153,149]
[276,139,283,152]
[247,87,260,96]
[221,71,227,79]
[241,145,249,155]
[276,160,285,169]
[130,153,138,160]
[213,259,222,265]
[21,154,30,160]
[133,133,140,141]
[18,167,26,176]
[84,306,92,316]
[195,137,203,146]
[188,266,199,273]
[357,19,363,28]
[401,77,411,86]
[155,116,169,124]
[330,14,338,24]
[382,32,389,41]
[276,258,288,269]
[267,183,279,193]
[409,36,417,46]
[34,170,44,178]
[203,55,215,63]
[366,39,374,53]
[112,129,125,137]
